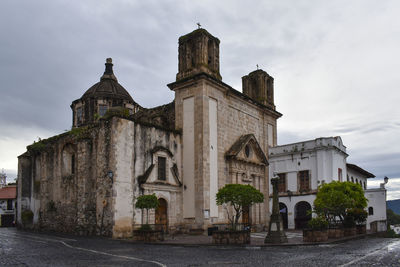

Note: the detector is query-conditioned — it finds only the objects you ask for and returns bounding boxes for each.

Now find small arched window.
[368,207,374,215]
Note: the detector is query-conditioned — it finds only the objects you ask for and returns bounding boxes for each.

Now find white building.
[268,136,386,231]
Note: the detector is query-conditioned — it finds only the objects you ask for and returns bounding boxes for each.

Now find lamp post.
[380,176,389,189]
[265,172,288,243]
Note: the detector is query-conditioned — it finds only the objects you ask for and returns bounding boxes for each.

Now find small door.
[242,205,251,228]
[155,198,168,233]
[295,201,312,229]
[279,202,288,230]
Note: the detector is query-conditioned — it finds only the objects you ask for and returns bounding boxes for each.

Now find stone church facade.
[17,28,281,238]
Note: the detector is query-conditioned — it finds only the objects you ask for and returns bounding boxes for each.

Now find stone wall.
[171,74,280,231]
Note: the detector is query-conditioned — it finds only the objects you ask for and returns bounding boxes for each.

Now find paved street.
[0,228,400,266]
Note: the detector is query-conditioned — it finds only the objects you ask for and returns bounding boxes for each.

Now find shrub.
[307,217,329,230]
[314,181,367,226]
[139,224,152,231]
[47,200,57,212]
[343,215,356,228]
[21,210,34,225]
[347,208,368,225]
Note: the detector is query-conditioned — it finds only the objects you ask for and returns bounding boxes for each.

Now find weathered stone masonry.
[17,28,282,237]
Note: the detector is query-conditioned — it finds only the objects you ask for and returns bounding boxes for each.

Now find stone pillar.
[265,172,287,243]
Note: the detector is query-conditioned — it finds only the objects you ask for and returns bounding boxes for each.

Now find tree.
[314,181,367,225]
[216,184,264,230]
[387,209,400,225]
[135,194,159,225]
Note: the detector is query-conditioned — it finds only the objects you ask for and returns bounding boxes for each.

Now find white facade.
[269,136,386,231]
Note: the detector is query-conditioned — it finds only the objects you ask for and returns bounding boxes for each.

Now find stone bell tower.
[242,69,275,110]
[176,28,221,81]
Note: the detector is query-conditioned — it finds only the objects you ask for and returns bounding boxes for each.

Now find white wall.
[183,97,195,218]
[209,98,218,218]
[365,188,387,230]
[270,195,316,230]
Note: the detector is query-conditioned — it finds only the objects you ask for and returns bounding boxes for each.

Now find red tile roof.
[0,186,16,199]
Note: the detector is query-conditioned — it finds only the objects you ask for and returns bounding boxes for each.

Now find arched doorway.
[155,198,168,233]
[279,202,288,230]
[295,201,311,229]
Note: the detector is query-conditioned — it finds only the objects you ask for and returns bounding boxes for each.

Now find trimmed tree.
[136,194,159,226]
[314,181,367,226]
[216,184,264,230]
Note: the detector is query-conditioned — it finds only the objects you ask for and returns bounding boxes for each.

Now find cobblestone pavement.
[1,228,400,266]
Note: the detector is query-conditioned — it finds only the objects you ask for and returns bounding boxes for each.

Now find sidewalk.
[147,230,375,247]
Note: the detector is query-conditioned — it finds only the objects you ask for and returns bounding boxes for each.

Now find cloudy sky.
[1,1,399,198]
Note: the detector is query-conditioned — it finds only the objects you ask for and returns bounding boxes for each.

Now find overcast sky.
[1,0,399,199]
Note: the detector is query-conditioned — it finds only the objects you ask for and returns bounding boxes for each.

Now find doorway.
[155,198,168,233]
[295,201,311,229]
[279,202,288,230]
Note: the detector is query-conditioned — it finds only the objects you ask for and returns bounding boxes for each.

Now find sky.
[0,0,399,199]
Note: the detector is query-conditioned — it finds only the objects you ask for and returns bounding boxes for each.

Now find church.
[17,28,281,238]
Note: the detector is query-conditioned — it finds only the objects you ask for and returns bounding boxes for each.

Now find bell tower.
[242,69,275,109]
[176,28,221,81]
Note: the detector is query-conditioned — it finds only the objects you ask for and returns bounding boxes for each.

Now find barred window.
[99,105,108,116]
[158,157,166,181]
[299,170,310,191]
[277,173,286,193]
[77,107,83,126]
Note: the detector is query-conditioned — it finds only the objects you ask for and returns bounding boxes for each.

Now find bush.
[139,224,152,231]
[385,228,399,238]
[343,215,356,228]
[47,200,57,212]
[308,217,329,230]
[347,208,368,225]
[21,210,34,225]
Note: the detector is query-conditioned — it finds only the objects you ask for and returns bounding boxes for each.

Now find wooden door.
[155,198,168,233]
[242,205,251,229]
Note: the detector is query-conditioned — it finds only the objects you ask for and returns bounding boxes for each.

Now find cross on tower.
[197,22,201,29]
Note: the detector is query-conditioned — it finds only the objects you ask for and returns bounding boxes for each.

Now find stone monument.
[265,172,287,243]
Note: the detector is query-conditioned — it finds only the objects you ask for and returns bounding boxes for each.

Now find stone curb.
[123,232,379,248]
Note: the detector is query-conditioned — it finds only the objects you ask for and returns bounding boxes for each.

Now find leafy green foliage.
[139,224,152,231]
[136,194,159,224]
[307,217,329,230]
[103,107,130,120]
[387,209,400,225]
[27,141,47,154]
[47,200,57,212]
[314,181,367,226]
[347,208,368,225]
[216,184,264,229]
[385,228,400,238]
[21,209,34,225]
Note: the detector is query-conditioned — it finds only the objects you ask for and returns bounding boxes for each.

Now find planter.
[328,228,344,239]
[212,230,250,245]
[356,225,366,235]
[133,230,164,242]
[344,227,357,236]
[303,229,328,242]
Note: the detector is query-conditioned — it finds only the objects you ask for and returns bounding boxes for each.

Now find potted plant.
[213,184,264,244]
[303,217,329,242]
[134,194,163,242]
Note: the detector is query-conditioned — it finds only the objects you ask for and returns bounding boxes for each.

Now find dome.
[71,58,141,128]
[81,58,134,103]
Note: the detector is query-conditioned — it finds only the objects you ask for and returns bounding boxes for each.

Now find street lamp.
[380,176,389,189]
